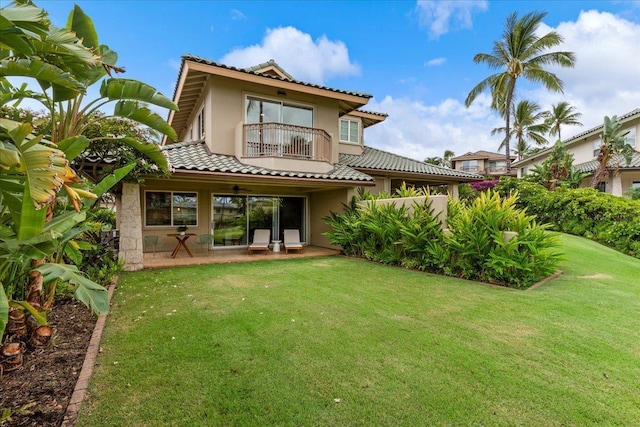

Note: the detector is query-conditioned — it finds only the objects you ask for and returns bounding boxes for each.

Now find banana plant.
[0,1,178,339]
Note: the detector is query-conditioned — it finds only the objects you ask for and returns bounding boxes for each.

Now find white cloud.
[425,57,446,67]
[530,10,640,135]
[219,26,360,84]
[365,94,504,161]
[415,0,488,39]
[366,9,640,161]
[231,9,246,20]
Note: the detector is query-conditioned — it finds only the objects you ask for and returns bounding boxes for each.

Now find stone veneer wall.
[118,183,144,271]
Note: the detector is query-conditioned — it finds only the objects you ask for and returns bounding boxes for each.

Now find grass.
[77,233,640,426]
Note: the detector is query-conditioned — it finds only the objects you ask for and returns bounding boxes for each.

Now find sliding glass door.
[212,195,305,247]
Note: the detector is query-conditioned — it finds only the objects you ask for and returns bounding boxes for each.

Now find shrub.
[495,177,640,258]
[324,189,561,289]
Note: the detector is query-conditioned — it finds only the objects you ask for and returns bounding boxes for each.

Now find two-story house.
[450,151,517,177]
[117,56,482,270]
[513,108,640,195]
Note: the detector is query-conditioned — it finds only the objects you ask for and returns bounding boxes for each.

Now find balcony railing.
[243,123,331,162]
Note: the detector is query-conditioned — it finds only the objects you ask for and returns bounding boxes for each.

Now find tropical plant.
[590,115,634,188]
[465,11,575,172]
[526,140,586,190]
[492,100,549,157]
[0,1,177,341]
[324,189,561,288]
[424,150,455,168]
[543,101,582,142]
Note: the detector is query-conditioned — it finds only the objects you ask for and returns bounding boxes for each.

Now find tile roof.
[340,146,483,180]
[513,108,640,166]
[161,140,375,182]
[180,55,373,99]
[574,150,640,173]
[451,150,515,161]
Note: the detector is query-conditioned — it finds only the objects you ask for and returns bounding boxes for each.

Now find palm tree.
[543,101,582,142]
[492,100,549,158]
[464,11,576,172]
[590,115,635,188]
[424,150,455,167]
[443,149,455,168]
[514,138,532,161]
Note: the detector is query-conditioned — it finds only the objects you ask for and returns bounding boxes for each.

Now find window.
[246,97,313,127]
[624,127,637,148]
[196,107,205,139]
[632,182,640,189]
[593,139,601,157]
[340,119,359,143]
[596,182,606,193]
[461,160,479,172]
[145,191,197,227]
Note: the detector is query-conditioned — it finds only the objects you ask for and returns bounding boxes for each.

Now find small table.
[167,233,196,258]
[272,240,282,253]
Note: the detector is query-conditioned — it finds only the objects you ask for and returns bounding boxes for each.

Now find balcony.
[243,123,331,162]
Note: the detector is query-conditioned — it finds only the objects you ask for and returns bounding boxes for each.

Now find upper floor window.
[461,160,479,172]
[145,191,198,227]
[593,139,601,157]
[624,127,637,148]
[340,119,359,143]
[196,107,205,139]
[246,96,313,127]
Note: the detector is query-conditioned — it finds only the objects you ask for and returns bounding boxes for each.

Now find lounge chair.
[283,229,303,254]
[248,229,271,254]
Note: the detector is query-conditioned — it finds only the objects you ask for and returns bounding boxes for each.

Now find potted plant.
[177,225,188,235]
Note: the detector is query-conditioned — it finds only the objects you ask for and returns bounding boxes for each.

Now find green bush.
[324,190,561,289]
[495,177,640,258]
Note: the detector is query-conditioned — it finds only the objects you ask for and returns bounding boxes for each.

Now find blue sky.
[36,0,640,160]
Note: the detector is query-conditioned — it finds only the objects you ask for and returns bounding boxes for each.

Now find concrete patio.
[142,245,341,269]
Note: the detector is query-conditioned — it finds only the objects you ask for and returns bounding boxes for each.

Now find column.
[118,183,144,271]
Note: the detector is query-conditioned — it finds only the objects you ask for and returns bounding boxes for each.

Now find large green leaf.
[57,135,89,161]
[100,78,178,111]
[37,263,108,315]
[0,58,84,92]
[66,5,99,50]
[118,136,169,172]
[114,102,178,141]
[0,284,7,341]
[92,162,136,199]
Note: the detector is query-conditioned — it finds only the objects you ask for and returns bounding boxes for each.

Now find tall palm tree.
[543,101,583,142]
[464,11,576,171]
[492,100,549,157]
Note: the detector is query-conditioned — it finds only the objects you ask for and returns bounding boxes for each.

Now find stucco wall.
[309,188,349,248]
[188,75,342,158]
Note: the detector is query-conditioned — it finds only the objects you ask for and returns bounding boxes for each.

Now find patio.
[142,245,341,269]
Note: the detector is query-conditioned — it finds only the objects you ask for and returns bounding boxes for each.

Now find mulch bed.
[1,298,96,426]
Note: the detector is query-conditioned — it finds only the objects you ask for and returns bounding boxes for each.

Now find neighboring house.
[450,151,517,177]
[117,56,482,270]
[513,108,640,195]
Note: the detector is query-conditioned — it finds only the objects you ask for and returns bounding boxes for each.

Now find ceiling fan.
[218,184,253,195]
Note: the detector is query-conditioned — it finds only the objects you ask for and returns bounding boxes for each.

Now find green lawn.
[77,234,640,426]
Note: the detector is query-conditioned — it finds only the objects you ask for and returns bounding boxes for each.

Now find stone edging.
[61,278,118,426]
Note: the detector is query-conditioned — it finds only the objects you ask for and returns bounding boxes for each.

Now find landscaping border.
[61,278,118,427]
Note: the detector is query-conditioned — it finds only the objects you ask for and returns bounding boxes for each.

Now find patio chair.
[194,233,214,252]
[248,229,271,254]
[144,235,165,257]
[283,229,303,254]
